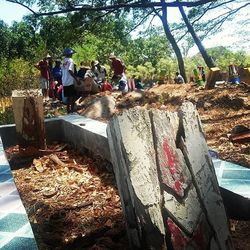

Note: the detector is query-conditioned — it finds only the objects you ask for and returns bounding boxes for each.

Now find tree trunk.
[107,102,234,250]
[159,6,187,83]
[178,5,216,68]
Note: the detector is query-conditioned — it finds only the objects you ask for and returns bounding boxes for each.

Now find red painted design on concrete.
[167,218,187,250]
[167,218,205,250]
[174,180,182,194]
[161,140,185,197]
[163,142,177,175]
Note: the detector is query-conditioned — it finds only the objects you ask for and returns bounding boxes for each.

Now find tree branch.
[6,0,218,17]
[6,0,37,15]
[125,10,155,35]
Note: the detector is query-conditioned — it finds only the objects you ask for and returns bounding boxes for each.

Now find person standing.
[94,60,107,84]
[52,59,62,99]
[61,47,79,113]
[52,59,62,84]
[174,72,185,84]
[109,53,125,84]
[35,54,50,99]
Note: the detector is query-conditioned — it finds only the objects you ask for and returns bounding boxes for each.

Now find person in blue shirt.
[52,59,62,85]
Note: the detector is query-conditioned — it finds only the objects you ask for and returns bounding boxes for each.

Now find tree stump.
[205,67,221,89]
[12,89,46,149]
[107,102,233,250]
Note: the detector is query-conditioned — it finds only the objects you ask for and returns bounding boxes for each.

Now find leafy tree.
[0,21,11,59]
[8,21,40,60]
[173,0,250,61]
[0,58,39,97]
[6,0,250,69]
[124,27,172,67]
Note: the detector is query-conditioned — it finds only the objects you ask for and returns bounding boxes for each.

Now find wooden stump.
[239,67,250,84]
[205,67,221,89]
[12,89,46,149]
[107,102,233,250]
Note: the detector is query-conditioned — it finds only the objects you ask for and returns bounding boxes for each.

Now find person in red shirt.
[35,54,51,99]
[101,78,113,92]
[109,53,126,84]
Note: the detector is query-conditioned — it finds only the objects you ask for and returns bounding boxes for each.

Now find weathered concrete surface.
[12,90,45,149]
[107,103,233,250]
[107,108,166,249]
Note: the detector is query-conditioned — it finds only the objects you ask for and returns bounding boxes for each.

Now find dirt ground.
[6,82,250,249]
[77,82,250,167]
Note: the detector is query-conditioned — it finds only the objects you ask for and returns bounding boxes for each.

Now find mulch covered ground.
[6,144,129,250]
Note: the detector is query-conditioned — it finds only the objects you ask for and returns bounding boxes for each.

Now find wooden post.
[107,102,233,250]
[12,89,46,149]
[205,67,221,89]
[239,67,250,84]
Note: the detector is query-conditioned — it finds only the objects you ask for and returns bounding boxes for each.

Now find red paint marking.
[167,218,205,250]
[161,140,185,196]
[163,141,177,175]
[167,218,187,250]
[174,180,182,194]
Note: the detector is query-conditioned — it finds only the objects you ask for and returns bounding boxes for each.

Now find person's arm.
[68,60,80,84]
[69,69,80,84]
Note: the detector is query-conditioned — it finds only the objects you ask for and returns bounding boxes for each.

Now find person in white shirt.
[174,72,185,84]
[94,61,107,84]
[62,47,80,113]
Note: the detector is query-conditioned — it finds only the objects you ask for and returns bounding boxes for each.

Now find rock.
[203,102,212,110]
[80,96,115,119]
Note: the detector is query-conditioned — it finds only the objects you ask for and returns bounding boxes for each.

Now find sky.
[0,0,30,25]
[1,0,250,57]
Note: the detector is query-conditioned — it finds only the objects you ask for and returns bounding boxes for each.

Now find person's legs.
[40,78,49,99]
[64,85,76,113]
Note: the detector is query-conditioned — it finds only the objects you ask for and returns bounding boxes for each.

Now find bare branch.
[6,0,218,17]
[6,0,37,15]
[125,10,155,35]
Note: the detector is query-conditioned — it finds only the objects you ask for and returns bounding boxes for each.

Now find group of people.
[36,48,200,113]
[35,48,129,113]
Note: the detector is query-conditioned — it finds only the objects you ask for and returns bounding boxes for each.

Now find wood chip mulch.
[5,143,129,250]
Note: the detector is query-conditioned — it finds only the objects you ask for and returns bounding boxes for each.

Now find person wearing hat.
[62,47,79,113]
[94,60,107,85]
[77,61,90,79]
[109,53,126,84]
[35,53,51,100]
[82,61,100,93]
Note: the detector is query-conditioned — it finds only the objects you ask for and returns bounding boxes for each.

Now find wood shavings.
[9,143,128,249]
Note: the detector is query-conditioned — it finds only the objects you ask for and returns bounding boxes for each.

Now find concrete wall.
[0,115,110,161]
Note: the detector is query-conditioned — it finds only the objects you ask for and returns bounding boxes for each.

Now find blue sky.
[1,0,250,56]
[0,1,30,25]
